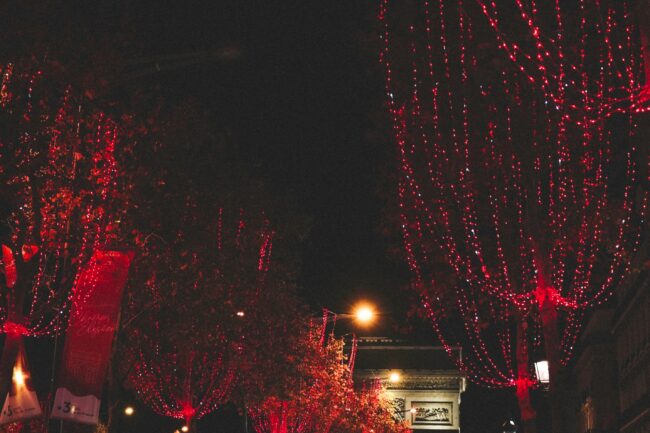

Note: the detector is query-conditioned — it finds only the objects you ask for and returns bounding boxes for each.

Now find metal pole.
[45,333,60,433]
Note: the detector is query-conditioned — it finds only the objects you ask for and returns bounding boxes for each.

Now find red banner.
[51,250,133,425]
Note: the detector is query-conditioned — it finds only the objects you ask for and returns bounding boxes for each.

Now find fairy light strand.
[380,0,647,388]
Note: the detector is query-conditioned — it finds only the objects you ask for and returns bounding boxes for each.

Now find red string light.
[380,0,648,390]
[130,342,238,425]
[475,0,650,117]
[125,209,275,424]
[248,329,352,433]
[0,62,123,338]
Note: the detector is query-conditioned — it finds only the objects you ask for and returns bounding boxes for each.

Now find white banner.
[51,388,100,425]
[0,388,41,424]
[0,341,42,425]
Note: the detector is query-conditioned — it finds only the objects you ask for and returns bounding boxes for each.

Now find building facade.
[572,309,620,433]
[353,338,465,432]
[613,270,650,433]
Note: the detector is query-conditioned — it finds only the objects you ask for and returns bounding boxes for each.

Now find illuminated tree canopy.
[380,0,648,427]
[0,60,128,338]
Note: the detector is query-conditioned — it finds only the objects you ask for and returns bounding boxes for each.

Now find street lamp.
[534,360,550,385]
[12,365,25,387]
[322,302,378,327]
[352,303,376,326]
[124,406,135,416]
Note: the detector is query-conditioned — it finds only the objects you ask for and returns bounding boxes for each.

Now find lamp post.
[324,302,378,327]
[320,302,378,372]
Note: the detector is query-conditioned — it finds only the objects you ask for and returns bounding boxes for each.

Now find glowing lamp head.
[389,371,401,383]
[534,360,550,384]
[353,303,376,325]
[181,426,189,433]
[124,406,134,416]
[236,311,245,317]
[12,366,25,387]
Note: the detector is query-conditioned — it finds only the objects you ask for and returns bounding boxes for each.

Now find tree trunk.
[539,293,563,433]
[515,317,537,433]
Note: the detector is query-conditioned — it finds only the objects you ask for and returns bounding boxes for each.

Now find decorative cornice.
[355,370,464,390]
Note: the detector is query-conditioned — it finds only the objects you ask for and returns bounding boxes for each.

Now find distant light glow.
[389,371,401,383]
[12,366,25,387]
[353,303,376,325]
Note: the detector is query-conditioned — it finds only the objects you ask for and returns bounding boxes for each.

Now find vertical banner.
[51,250,133,425]
[0,338,42,424]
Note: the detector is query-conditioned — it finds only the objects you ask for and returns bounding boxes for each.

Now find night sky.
[4,1,646,432]
[117,1,511,431]
[4,1,518,431]
[118,3,512,432]
[121,0,413,325]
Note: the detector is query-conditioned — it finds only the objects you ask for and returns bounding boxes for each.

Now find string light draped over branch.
[248,326,353,433]
[124,208,275,425]
[332,379,410,433]
[473,0,650,116]
[130,342,238,425]
[0,61,124,338]
[379,0,648,394]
